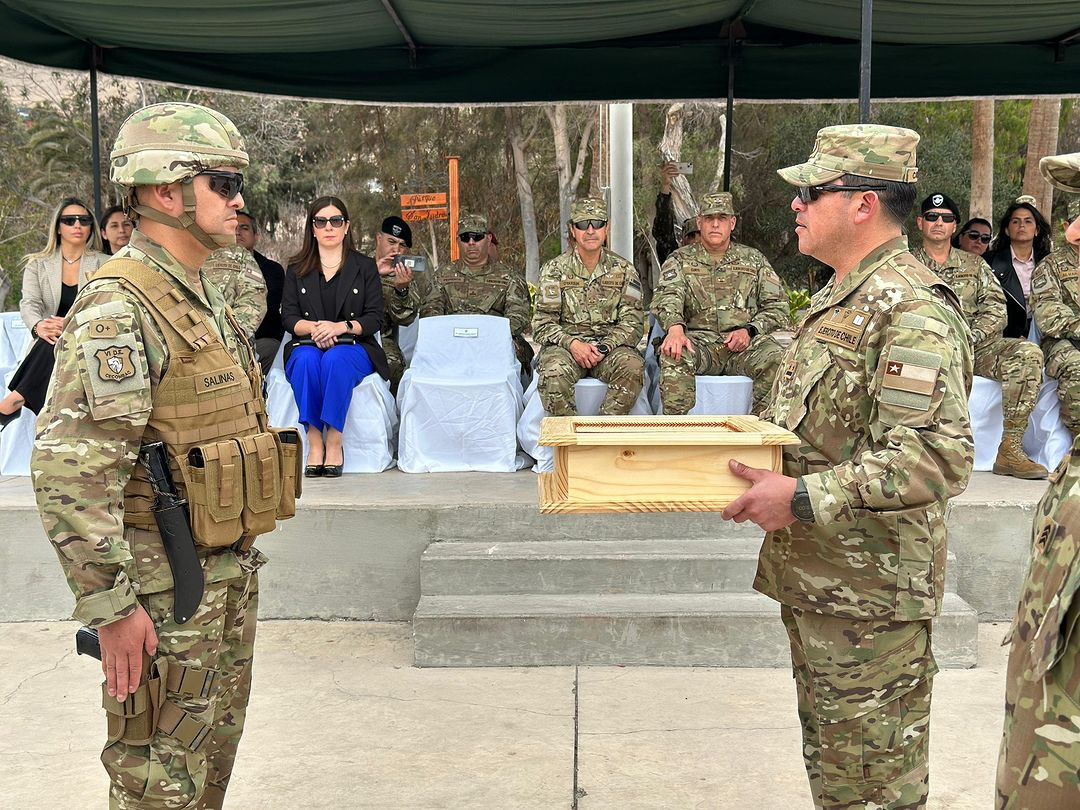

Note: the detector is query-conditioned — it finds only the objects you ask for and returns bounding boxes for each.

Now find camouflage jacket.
[757,237,974,621]
[1030,245,1080,347]
[911,245,1006,347]
[1001,434,1080,776]
[202,244,267,337]
[380,272,422,339]
[651,241,788,337]
[532,247,644,349]
[31,230,264,629]
[421,259,530,338]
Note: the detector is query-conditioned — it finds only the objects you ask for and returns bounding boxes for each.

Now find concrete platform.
[1,470,1048,625]
[0,620,1012,809]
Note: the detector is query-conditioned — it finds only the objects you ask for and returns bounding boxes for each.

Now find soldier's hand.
[376,255,398,276]
[723,328,751,353]
[660,326,694,362]
[721,460,798,532]
[569,339,603,369]
[98,605,158,698]
[394,265,413,289]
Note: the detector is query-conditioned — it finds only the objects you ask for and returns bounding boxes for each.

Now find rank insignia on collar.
[95,346,136,382]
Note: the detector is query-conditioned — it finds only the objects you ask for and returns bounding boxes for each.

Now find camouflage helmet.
[110,102,248,187]
[1039,152,1080,194]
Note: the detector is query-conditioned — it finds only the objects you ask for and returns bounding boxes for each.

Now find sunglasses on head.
[197,170,244,200]
[58,215,94,227]
[962,230,992,244]
[572,219,607,231]
[312,215,347,229]
[922,211,957,223]
[795,184,886,204]
[458,232,487,243]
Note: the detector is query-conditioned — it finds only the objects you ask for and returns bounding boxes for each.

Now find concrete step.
[420,539,962,596]
[413,591,978,669]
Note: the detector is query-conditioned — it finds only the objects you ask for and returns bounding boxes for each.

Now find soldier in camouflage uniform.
[373,216,421,393]
[202,243,267,338]
[32,103,298,810]
[911,192,1046,478]
[422,213,534,369]
[721,125,974,810]
[1031,169,1080,442]
[996,152,1080,809]
[651,192,787,414]
[533,197,645,415]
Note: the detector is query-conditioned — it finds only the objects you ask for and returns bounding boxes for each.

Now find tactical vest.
[93,260,300,551]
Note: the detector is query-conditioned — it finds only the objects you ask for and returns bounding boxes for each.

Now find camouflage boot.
[992,429,1048,479]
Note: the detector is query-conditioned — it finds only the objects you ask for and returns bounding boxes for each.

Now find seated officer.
[421,213,533,369]
[373,216,422,393]
[651,192,787,414]
[202,242,267,340]
[912,192,1046,479]
[533,197,645,415]
[1031,192,1080,442]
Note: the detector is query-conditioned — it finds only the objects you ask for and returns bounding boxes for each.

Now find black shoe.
[304,464,325,478]
[323,456,343,478]
[0,408,22,431]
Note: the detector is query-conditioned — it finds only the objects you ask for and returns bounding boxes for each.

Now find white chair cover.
[265,339,398,473]
[653,375,754,416]
[968,376,1003,472]
[398,318,419,364]
[517,376,653,474]
[0,312,31,367]
[1024,378,1073,473]
[397,314,526,473]
[0,366,35,475]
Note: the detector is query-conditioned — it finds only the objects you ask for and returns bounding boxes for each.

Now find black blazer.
[281,251,389,379]
[987,248,1030,339]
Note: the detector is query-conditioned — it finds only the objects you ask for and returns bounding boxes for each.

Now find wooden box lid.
[539,415,800,448]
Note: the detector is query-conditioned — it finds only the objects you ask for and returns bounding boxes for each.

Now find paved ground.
[1,620,1010,809]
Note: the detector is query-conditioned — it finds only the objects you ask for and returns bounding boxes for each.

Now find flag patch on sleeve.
[879,345,942,410]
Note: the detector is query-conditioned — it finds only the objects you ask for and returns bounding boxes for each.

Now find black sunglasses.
[58,215,94,227]
[197,170,244,200]
[312,215,347,229]
[795,184,886,204]
[963,230,992,244]
[922,211,957,223]
[572,219,607,231]
[458,232,487,243]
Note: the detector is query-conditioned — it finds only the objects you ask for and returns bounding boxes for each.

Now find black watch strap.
[791,478,815,523]
[744,323,759,339]
[345,320,354,332]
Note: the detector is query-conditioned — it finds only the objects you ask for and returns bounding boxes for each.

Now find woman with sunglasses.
[281,196,388,477]
[0,197,107,427]
[986,199,1052,339]
[99,204,133,255]
[952,217,992,258]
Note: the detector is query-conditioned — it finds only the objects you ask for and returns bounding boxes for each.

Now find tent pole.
[859,0,872,122]
[609,103,633,261]
[723,24,735,192]
[90,44,103,220]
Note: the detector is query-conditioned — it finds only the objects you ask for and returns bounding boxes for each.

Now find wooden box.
[537,415,800,514]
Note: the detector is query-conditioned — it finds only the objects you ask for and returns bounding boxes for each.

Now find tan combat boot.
[992,429,1048,479]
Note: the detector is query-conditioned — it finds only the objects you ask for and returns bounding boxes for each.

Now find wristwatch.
[791,477,815,523]
[344,320,354,332]
[743,323,759,339]
[596,343,611,355]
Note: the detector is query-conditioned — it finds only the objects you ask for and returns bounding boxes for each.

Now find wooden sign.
[537,415,800,514]
[401,192,447,207]
[402,208,449,222]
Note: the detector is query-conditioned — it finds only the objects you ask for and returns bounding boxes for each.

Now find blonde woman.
[0,197,107,426]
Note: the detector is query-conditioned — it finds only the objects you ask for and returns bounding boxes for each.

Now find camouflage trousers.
[995,591,1080,807]
[657,330,783,415]
[383,336,406,395]
[104,571,259,810]
[1043,338,1080,435]
[781,605,936,810]
[537,345,644,416]
[974,336,1043,427]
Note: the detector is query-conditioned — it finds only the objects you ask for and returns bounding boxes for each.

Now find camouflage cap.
[699,192,734,217]
[569,197,608,223]
[1040,152,1080,194]
[457,213,488,234]
[682,216,700,235]
[777,124,920,186]
[110,102,249,187]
